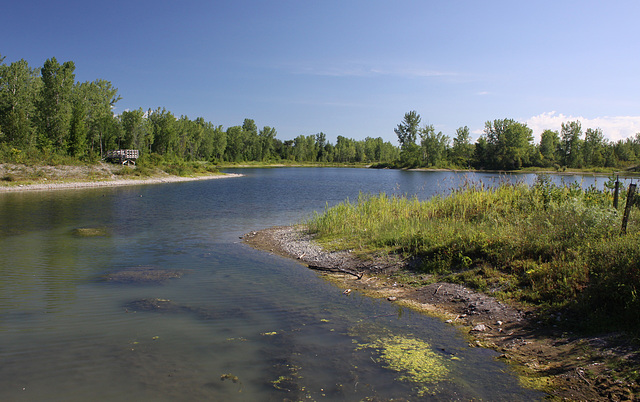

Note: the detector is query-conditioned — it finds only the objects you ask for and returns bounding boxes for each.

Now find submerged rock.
[103,266,185,284]
[72,227,108,237]
[125,298,182,312]
[124,298,245,321]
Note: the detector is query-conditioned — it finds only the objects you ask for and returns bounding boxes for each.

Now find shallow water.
[0,168,607,401]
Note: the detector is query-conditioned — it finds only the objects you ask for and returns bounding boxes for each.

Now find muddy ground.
[243,226,640,401]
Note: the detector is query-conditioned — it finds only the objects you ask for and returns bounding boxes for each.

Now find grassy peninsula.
[307,176,640,333]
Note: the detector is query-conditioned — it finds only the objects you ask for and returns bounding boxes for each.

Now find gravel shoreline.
[0,172,242,192]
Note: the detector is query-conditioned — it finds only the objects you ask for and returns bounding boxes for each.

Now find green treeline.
[3,53,640,170]
[394,110,640,170]
[0,55,397,164]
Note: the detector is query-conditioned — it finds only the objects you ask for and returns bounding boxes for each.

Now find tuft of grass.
[307,177,640,332]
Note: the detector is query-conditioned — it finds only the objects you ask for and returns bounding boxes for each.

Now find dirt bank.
[0,162,241,192]
[244,226,640,401]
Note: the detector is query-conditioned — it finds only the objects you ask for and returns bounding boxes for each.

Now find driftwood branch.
[307,264,363,279]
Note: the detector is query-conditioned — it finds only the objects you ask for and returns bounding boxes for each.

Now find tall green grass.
[307,176,640,331]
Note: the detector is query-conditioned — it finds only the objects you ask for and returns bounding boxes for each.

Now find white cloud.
[526,111,640,142]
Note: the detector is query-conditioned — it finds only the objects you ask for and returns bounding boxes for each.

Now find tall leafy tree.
[148,107,177,155]
[74,79,121,156]
[335,135,356,162]
[0,58,40,147]
[363,137,382,162]
[119,108,146,150]
[259,126,277,161]
[451,126,474,167]
[210,124,226,161]
[419,124,449,167]
[242,118,261,160]
[560,121,583,168]
[224,125,244,161]
[481,119,534,170]
[583,127,606,167]
[67,98,87,157]
[538,129,560,167]
[315,132,327,162]
[394,111,421,167]
[394,110,420,149]
[38,57,75,151]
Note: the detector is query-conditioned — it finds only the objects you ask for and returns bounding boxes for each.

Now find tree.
[394,110,420,150]
[316,132,327,161]
[38,57,75,151]
[419,124,449,167]
[0,58,40,147]
[198,122,226,161]
[482,119,534,170]
[224,125,244,161]
[451,126,474,167]
[395,111,421,167]
[176,116,205,160]
[210,124,226,161]
[335,135,356,162]
[538,129,560,167]
[73,79,121,157]
[67,98,87,157]
[583,127,606,167]
[119,108,146,150]
[560,120,582,168]
[259,126,277,161]
[148,107,177,155]
[242,118,261,160]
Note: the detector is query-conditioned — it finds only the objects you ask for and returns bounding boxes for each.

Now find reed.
[307,177,640,331]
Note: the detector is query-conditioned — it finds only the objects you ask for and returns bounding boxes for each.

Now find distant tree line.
[394,110,640,170]
[0,55,397,164]
[3,54,640,170]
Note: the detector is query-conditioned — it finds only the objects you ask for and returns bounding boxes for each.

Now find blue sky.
[3,0,640,144]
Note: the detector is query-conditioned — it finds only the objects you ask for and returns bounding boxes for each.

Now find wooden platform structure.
[105,149,139,165]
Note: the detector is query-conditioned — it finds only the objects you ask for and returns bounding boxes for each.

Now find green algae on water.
[358,334,450,395]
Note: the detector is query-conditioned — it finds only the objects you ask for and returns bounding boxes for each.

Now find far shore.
[0,172,242,193]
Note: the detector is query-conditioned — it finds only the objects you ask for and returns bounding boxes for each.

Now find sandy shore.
[0,173,242,193]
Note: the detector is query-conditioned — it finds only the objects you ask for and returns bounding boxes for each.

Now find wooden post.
[613,175,620,209]
[621,183,636,234]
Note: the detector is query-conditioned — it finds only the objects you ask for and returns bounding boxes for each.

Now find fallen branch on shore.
[306,264,363,279]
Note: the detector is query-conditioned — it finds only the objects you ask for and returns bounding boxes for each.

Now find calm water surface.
[0,168,607,401]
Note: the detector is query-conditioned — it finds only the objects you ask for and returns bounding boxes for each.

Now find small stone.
[471,324,488,332]
[387,296,397,301]
[496,320,503,326]
[445,319,453,323]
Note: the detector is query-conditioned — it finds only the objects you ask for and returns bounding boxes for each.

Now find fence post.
[621,183,636,234]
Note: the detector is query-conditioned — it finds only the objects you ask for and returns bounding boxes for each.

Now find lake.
[0,168,610,401]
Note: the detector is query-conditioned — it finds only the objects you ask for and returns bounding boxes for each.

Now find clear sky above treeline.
[3,0,640,144]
